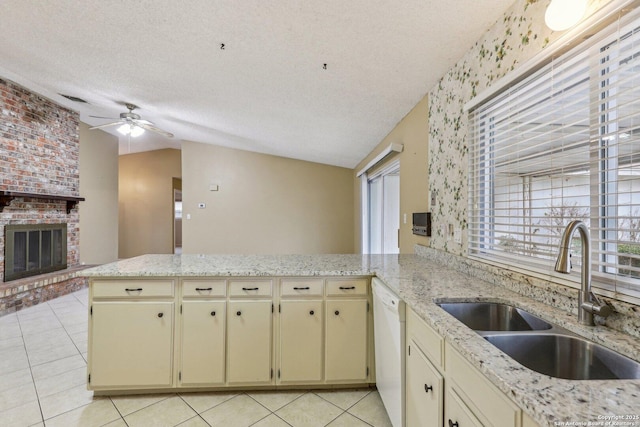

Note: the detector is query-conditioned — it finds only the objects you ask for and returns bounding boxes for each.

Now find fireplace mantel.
[0,191,85,214]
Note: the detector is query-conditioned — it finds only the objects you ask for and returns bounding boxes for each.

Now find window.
[469,12,640,298]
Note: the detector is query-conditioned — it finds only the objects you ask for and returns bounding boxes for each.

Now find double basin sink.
[437,302,640,380]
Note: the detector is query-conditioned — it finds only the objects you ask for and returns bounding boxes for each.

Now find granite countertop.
[82,254,640,426]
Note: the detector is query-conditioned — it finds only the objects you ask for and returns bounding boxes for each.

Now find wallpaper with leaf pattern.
[428,0,608,254]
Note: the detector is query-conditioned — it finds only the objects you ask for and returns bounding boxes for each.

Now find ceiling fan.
[89,103,174,138]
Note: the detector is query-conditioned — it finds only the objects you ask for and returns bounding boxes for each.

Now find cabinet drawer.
[446,342,521,427]
[326,278,368,296]
[229,280,273,297]
[183,280,227,298]
[407,307,443,369]
[281,279,324,297]
[92,280,175,298]
[445,386,483,427]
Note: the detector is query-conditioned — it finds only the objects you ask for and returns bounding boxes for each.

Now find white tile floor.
[0,288,392,427]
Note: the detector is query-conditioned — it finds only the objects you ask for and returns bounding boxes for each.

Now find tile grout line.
[243,390,296,427]
[16,306,47,426]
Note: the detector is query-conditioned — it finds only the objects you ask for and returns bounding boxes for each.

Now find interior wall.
[78,123,119,264]
[182,141,354,254]
[119,148,181,258]
[353,95,429,254]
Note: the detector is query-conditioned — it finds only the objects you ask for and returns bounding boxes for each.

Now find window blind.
[469,12,640,297]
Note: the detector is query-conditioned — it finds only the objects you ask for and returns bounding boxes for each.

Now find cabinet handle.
[448,420,459,427]
[242,287,259,291]
[125,288,143,292]
[195,287,213,291]
[211,311,216,316]
[293,287,310,290]
[157,313,164,318]
[309,310,315,315]
[339,286,356,290]
[424,384,433,393]
[334,310,340,316]
[236,311,242,316]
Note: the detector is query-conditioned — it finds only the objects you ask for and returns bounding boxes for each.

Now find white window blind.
[469,12,640,298]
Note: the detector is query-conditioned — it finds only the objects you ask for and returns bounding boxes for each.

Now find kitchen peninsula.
[82,251,640,427]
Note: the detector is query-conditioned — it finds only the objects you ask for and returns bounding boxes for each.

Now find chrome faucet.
[554,220,612,326]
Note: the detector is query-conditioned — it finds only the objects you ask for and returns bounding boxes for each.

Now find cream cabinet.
[406,307,444,427]
[325,278,369,382]
[227,279,274,385]
[445,341,522,427]
[405,306,531,427]
[406,343,443,427]
[445,386,483,427]
[278,279,324,384]
[179,280,226,386]
[88,280,175,390]
[88,276,370,393]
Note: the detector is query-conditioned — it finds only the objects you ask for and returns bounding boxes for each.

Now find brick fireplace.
[0,78,87,315]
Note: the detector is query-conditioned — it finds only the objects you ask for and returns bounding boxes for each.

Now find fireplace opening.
[4,224,67,282]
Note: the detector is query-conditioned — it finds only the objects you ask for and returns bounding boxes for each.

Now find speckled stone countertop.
[83,254,640,425]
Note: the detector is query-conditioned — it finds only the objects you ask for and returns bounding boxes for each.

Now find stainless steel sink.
[438,302,552,331]
[484,333,640,380]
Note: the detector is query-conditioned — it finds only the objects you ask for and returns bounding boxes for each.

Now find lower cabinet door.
[445,386,483,427]
[279,300,323,383]
[325,299,368,382]
[227,300,273,384]
[90,301,174,389]
[180,300,226,386]
[406,341,444,427]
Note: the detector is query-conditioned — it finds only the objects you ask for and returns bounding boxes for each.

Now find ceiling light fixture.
[545,0,588,31]
[117,123,145,137]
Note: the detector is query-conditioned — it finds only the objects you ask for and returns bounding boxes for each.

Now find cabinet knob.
[309,310,315,315]
[448,420,459,427]
[211,311,216,316]
[334,310,340,316]
[157,313,164,318]
[424,384,433,393]
[236,311,242,316]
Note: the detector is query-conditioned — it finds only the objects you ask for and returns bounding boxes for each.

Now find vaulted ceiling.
[0,0,515,167]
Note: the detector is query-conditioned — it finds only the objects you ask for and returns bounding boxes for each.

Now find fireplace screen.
[4,224,67,281]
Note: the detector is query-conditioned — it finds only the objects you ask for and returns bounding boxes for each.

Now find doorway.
[365,162,400,254]
[173,178,182,254]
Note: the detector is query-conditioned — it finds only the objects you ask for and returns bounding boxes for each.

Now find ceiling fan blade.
[89,121,123,130]
[89,115,118,120]
[135,121,174,138]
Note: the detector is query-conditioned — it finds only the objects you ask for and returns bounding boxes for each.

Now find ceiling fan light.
[117,123,132,135]
[130,125,145,137]
[545,0,587,31]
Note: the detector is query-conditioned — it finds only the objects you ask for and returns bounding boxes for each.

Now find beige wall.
[119,148,182,258]
[354,95,429,253]
[182,141,354,254]
[78,122,119,264]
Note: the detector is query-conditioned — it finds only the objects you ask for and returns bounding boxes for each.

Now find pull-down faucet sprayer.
[554,220,612,326]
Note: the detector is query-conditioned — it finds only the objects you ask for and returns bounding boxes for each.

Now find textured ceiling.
[0,0,515,167]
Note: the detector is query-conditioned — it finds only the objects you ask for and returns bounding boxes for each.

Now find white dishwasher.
[372,277,406,427]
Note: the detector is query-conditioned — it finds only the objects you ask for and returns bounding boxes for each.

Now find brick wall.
[0,77,81,283]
